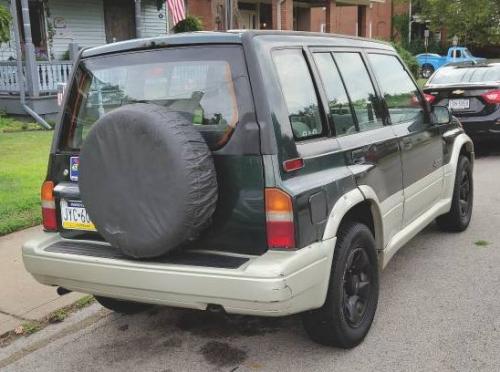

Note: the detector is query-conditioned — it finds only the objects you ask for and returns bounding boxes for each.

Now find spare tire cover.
[79,104,218,258]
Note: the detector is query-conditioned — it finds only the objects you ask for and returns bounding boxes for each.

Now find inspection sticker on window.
[70,156,79,182]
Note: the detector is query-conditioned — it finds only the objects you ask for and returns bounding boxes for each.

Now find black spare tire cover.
[79,104,218,258]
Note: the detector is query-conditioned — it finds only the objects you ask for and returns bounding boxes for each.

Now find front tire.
[437,155,473,231]
[95,296,152,314]
[421,64,435,79]
[302,222,379,348]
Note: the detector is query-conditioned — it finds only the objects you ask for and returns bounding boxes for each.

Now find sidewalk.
[0,226,83,335]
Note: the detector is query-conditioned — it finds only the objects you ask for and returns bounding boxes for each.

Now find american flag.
[167,0,186,25]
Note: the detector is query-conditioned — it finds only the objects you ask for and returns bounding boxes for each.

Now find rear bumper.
[458,112,500,140]
[22,233,335,316]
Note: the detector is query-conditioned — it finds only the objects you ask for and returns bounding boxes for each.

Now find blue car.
[417,47,486,78]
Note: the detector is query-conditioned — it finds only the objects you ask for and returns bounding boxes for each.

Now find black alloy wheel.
[342,247,374,328]
[458,168,472,218]
[437,155,473,232]
[302,222,379,348]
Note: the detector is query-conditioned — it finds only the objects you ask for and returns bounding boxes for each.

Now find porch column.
[325,0,337,34]
[19,0,39,97]
[135,0,143,38]
[272,0,293,31]
[358,4,372,38]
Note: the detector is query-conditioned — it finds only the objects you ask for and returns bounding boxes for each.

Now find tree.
[396,0,500,48]
[0,4,11,43]
[423,0,499,46]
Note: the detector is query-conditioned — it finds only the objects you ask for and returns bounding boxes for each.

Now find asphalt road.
[2,148,499,372]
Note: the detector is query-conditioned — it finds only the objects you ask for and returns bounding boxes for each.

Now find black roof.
[81,30,393,58]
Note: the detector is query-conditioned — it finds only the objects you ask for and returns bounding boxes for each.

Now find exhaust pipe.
[56,287,72,296]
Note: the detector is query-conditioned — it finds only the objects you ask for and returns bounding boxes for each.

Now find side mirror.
[431,105,452,125]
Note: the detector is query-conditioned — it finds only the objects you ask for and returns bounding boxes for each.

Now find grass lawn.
[417,78,427,88]
[0,123,53,236]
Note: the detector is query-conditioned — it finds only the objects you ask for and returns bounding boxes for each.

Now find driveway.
[2,149,499,372]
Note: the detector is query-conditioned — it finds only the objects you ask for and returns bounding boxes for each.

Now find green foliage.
[173,16,203,33]
[0,4,11,43]
[0,129,52,235]
[392,42,419,78]
[392,12,410,46]
[406,38,447,56]
[0,115,45,133]
[61,50,71,61]
[75,295,95,309]
[48,309,68,323]
[411,0,500,48]
[20,321,42,335]
[474,240,490,247]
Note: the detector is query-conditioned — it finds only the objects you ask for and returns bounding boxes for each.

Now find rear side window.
[333,52,384,132]
[61,46,244,150]
[313,53,356,136]
[368,54,425,126]
[273,49,323,140]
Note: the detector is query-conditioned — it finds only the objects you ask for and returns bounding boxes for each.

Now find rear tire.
[302,222,379,348]
[437,155,473,232]
[95,296,152,314]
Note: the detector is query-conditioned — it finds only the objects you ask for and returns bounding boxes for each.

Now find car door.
[312,49,404,247]
[367,52,444,226]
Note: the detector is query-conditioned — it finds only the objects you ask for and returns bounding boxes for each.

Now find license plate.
[449,99,470,110]
[60,199,96,231]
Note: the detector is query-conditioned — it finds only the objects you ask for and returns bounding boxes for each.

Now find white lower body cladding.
[22,233,336,316]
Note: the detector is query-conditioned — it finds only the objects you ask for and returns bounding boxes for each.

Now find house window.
[16,0,48,59]
[17,1,48,56]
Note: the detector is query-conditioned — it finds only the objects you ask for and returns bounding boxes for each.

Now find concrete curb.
[0,226,85,335]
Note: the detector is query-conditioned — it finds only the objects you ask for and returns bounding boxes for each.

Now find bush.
[0,5,11,43]
[392,43,419,78]
[406,38,447,56]
[173,16,203,33]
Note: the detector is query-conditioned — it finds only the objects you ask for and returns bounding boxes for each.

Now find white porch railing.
[0,62,26,93]
[37,61,73,93]
[0,61,73,94]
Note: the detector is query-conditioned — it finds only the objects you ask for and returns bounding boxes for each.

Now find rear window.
[61,46,246,150]
[429,65,500,85]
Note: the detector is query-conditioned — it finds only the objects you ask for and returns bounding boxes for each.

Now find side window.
[313,53,356,137]
[368,54,425,128]
[333,52,384,132]
[273,49,323,140]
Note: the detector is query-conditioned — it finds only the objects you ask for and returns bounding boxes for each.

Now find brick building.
[186,0,396,40]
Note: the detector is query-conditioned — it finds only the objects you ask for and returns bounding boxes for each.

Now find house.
[192,0,392,40]
[0,0,391,122]
[0,0,168,121]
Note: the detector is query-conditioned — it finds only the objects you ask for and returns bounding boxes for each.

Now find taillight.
[481,90,500,104]
[265,188,295,249]
[424,93,436,104]
[41,181,57,231]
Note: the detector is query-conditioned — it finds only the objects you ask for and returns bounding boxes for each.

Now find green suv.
[24,31,474,348]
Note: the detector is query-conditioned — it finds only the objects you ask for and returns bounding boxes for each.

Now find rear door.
[367,52,444,226]
[52,45,266,255]
[313,49,404,247]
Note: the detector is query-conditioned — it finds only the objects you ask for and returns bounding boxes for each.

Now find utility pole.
[408,0,412,44]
